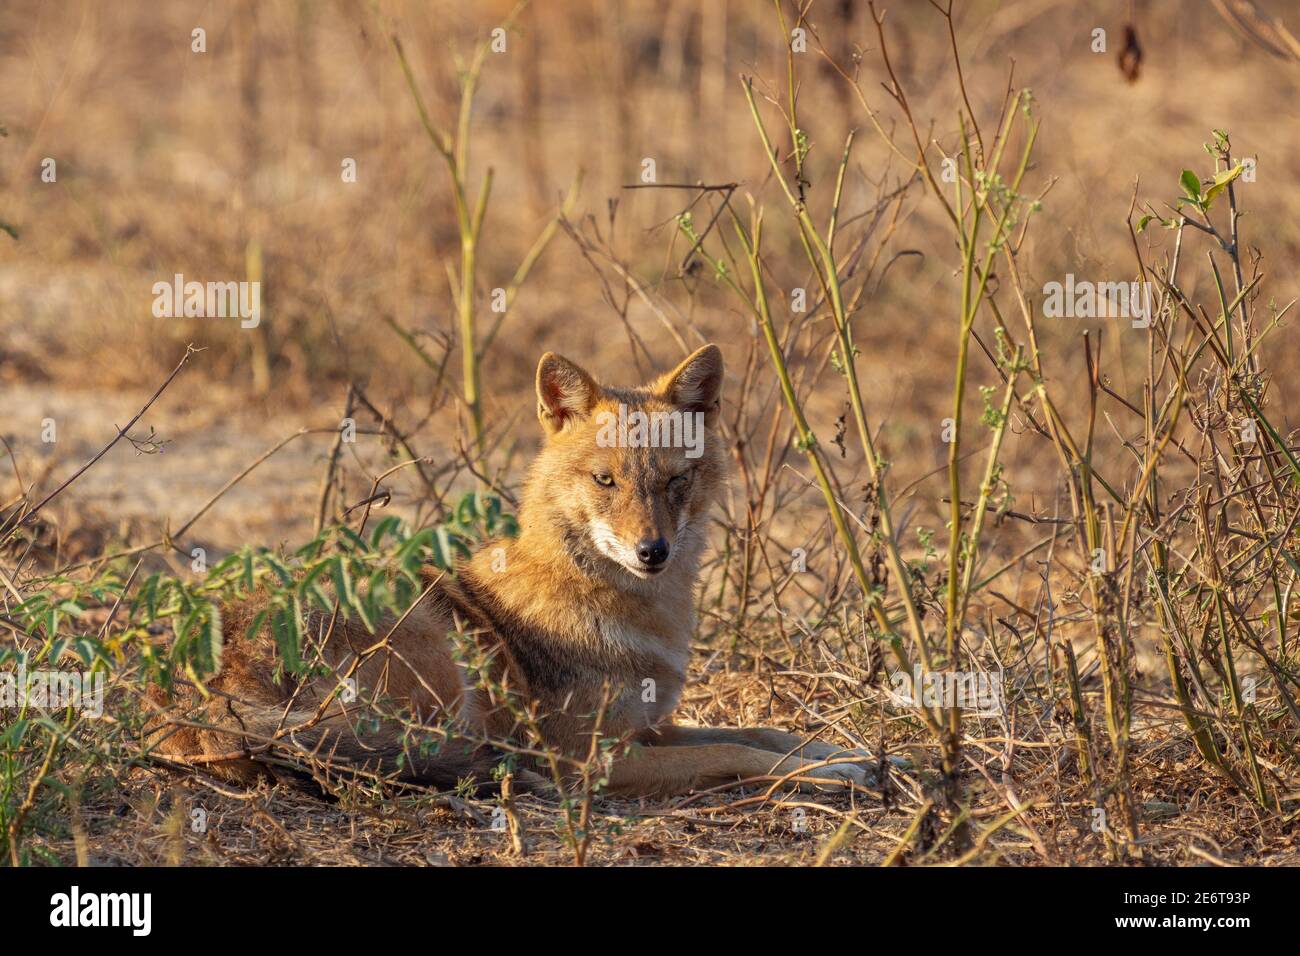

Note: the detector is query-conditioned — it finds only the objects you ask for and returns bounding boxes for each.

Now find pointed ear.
[536,352,599,434]
[656,344,724,426]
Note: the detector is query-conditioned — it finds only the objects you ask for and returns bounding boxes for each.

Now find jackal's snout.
[636,536,670,568]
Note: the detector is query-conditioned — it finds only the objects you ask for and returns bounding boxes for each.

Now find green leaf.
[203,602,224,675]
[1202,163,1245,209]
[456,493,476,529]
[307,582,334,613]
[481,494,501,529]
[432,526,453,570]
[245,607,269,641]
[331,558,357,614]
[370,515,401,549]
[396,527,434,571]
[1,718,30,748]
[337,526,369,553]
[142,574,160,619]
[69,637,97,665]
[263,554,294,587]
[298,559,332,600]
[1179,169,1202,202]
[270,601,303,671]
[350,576,375,631]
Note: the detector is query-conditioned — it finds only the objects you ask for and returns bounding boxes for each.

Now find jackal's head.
[523,345,726,584]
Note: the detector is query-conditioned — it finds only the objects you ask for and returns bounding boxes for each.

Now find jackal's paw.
[788,758,873,792]
[820,749,913,772]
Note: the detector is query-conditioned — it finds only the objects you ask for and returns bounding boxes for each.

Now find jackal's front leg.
[605,742,870,797]
[648,723,871,762]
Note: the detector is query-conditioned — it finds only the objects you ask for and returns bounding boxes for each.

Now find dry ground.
[37,667,1300,867]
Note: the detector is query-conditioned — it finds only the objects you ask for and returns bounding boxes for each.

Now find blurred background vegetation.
[0,0,1296,554]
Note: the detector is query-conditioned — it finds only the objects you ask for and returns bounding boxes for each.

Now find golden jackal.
[148,345,873,796]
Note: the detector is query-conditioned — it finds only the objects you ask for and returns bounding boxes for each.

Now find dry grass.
[31,663,1300,867]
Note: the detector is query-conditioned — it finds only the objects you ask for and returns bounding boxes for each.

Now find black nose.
[636,537,670,566]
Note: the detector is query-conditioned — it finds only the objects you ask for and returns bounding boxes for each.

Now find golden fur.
[146,345,873,796]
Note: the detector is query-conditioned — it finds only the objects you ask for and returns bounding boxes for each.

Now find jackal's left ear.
[537,352,599,434]
[657,344,724,426]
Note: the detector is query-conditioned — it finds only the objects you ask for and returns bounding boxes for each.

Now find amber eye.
[593,473,615,487]
[667,472,690,491]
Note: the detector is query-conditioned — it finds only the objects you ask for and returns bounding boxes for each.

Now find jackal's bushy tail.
[233,704,502,788]
[146,684,502,790]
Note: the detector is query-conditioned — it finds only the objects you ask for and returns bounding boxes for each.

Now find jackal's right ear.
[536,352,599,434]
[657,343,724,426]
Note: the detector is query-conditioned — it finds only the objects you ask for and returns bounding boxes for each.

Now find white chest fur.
[598,617,690,727]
